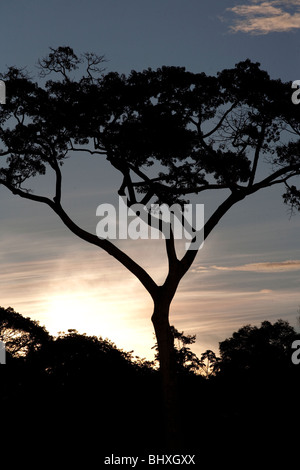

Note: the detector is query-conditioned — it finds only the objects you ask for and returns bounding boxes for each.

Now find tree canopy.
[0,305,51,358]
[1,49,300,250]
[219,319,297,377]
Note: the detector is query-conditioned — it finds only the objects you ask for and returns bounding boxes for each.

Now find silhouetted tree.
[214,319,300,445]
[1,47,300,447]
[219,319,297,378]
[0,305,51,358]
[0,310,160,451]
[41,328,151,385]
[199,349,221,378]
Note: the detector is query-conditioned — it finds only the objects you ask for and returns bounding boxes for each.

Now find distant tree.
[37,329,160,449]
[43,329,145,381]
[1,47,300,447]
[218,319,297,377]
[0,313,159,452]
[0,306,52,431]
[0,306,51,358]
[199,349,221,378]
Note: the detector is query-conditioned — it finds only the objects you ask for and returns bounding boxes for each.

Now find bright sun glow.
[43,287,154,358]
[45,294,95,333]
[44,289,128,338]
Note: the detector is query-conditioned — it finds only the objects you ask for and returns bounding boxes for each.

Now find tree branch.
[249,163,300,194]
[48,157,62,204]
[179,191,244,278]
[202,101,239,139]
[177,162,300,279]
[165,227,178,271]
[0,180,158,299]
[248,122,266,188]
[51,202,158,299]
[0,180,56,208]
[69,142,107,155]
[59,204,158,297]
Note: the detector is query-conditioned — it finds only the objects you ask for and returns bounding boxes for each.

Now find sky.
[1,0,300,360]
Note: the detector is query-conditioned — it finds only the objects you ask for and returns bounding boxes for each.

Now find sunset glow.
[1,0,300,364]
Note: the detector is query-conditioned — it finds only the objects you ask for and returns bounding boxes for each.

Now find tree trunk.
[151,296,182,451]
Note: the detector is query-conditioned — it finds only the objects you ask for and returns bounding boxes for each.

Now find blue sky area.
[1,0,300,359]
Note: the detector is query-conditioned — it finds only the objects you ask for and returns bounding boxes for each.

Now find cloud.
[190,265,211,274]
[211,259,300,272]
[226,0,300,35]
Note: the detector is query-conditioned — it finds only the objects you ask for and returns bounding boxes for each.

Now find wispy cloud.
[211,259,300,272]
[226,0,300,35]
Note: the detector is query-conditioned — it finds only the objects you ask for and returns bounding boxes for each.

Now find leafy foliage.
[0,306,51,357]
[218,319,297,376]
[152,325,221,376]
[199,349,221,378]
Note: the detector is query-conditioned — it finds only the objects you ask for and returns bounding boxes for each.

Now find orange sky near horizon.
[1,220,300,361]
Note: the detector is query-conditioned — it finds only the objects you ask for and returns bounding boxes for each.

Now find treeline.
[1,305,300,454]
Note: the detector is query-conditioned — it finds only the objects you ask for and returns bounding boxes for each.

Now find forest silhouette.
[1,305,300,459]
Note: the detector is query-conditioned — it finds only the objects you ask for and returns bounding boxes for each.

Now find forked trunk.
[151,298,182,450]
